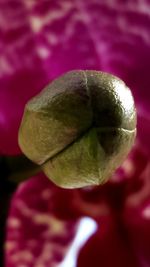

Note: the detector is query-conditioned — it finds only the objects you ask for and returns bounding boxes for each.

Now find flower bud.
[18,70,136,188]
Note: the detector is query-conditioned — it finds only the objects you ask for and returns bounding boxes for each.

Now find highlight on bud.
[18,70,137,188]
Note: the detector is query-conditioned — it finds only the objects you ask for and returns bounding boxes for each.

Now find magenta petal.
[123,159,150,267]
[1,1,150,266]
[5,175,79,267]
[77,220,138,267]
[124,204,150,267]
[137,113,150,156]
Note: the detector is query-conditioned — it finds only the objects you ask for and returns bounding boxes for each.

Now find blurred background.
[0,0,150,266]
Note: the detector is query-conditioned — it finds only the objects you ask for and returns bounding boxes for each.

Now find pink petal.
[0,1,150,266]
[123,152,150,266]
[77,219,138,267]
[5,175,79,267]
[137,114,150,157]
[124,204,150,267]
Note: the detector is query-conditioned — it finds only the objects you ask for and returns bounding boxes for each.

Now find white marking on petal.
[5,241,17,251]
[23,0,36,10]
[47,33,58,45]
[7,218,21,228]
[30,16,43,33]
[143,206,150,219]
[36,46,50,59]
[41,188,52,200]
[59,217,97,267]
[122,159,135,177]
[0,56,13,76]
[10,250,34,262]
[33,214,65,235]
[16,200,33,217]
[34,243,53,264]
[30,3,72,33]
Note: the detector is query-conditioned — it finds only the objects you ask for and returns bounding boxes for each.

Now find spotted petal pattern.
[5,175,79,266]
[0,0,150,266]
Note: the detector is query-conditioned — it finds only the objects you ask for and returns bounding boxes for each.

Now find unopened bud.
[18,70,136,188]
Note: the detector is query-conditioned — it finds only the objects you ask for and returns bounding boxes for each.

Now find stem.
[0,155,41,266]
[0,189,15,265]
[2,155,41,184]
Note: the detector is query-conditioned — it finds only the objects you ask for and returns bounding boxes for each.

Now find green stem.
[1,154,41,184]
[0,155,41,266]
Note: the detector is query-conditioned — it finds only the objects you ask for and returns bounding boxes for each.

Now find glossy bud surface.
[19,70,136,188]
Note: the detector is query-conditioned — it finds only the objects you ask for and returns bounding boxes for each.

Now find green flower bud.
[18,70,136,188]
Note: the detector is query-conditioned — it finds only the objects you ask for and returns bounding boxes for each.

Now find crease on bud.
[18,70,137,188]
